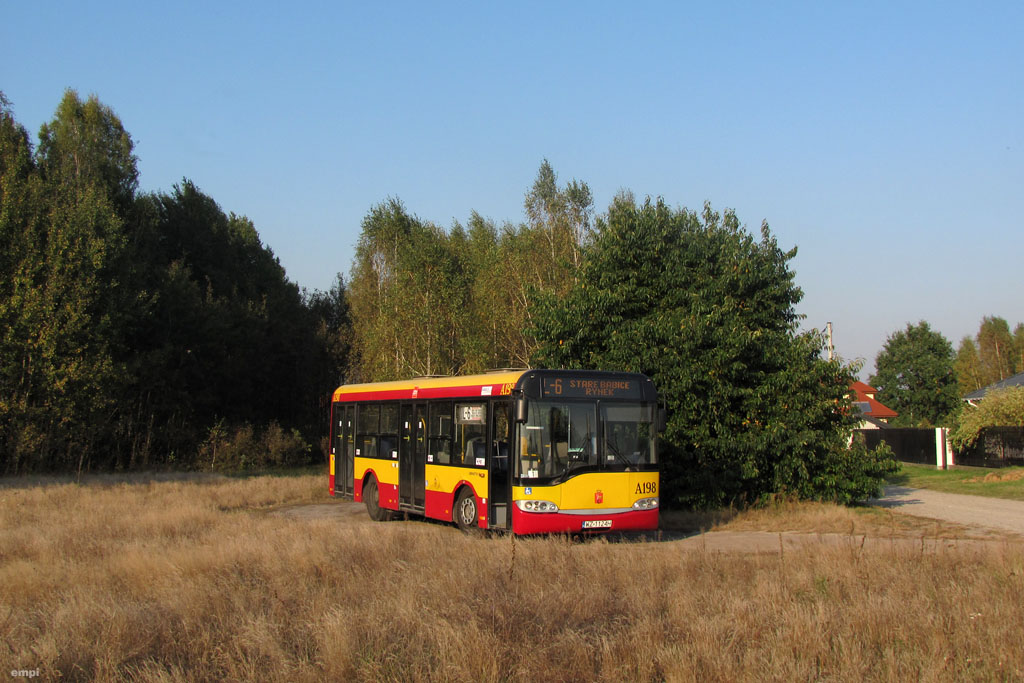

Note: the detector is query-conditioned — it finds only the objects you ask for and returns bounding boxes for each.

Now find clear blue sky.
[4,1,1022,376]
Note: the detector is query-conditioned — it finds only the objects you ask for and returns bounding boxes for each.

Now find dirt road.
[870,485,1024,537]
[274,496,1023,553]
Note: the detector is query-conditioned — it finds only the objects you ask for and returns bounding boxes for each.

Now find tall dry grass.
[2,473,1023,681]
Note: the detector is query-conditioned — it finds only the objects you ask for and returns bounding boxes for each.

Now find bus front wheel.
[454,488,479,531]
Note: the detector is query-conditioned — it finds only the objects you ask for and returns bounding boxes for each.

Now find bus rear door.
[335,404,355,497]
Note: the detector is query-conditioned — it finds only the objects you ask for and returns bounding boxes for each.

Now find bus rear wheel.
[363,477,391,522]
[454,488,479,531]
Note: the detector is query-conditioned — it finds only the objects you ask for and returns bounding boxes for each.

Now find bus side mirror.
[515,397,529,423]
[658,407,667,433]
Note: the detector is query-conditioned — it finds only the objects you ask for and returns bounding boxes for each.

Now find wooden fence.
[855,428,951,467]
[954,427,1024,467]
[855,426,1024,468]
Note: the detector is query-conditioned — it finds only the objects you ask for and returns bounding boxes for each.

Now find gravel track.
[870,485,1024,537]
[274,494,1024,553]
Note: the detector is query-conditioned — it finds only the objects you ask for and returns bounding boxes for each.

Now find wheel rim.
[459,495,476,527]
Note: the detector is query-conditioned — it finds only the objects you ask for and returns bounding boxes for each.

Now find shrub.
[953,387,1024,449]
[198,420,310,471]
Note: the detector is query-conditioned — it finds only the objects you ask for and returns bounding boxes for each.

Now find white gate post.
[935,427,951,469]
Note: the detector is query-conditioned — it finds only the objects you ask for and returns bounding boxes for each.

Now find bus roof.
[332,369,657,403]
[332,370,527,402]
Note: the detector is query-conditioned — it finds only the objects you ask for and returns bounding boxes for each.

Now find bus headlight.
[515,499,559,513]
[632,497,659,510]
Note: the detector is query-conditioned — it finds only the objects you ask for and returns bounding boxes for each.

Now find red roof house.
[849,381,898,425]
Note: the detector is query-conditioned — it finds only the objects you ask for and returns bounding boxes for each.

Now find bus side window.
[379,403,399,459]
[455,403,487,467]
[429,402,453,465]
[358,404,379,458]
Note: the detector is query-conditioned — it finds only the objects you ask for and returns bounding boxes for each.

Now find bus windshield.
[518,400,656,481]
[601,403,657,468]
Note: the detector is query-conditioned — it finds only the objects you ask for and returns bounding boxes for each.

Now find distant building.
[963,371,1024,406]
[849,381,898,428]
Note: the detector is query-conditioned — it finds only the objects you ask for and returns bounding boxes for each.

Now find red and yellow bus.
[328,369,661,535]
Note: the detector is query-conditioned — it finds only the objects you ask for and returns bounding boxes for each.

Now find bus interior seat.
[466,437,485,464]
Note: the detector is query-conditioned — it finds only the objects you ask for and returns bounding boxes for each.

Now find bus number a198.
[635,481,657,495]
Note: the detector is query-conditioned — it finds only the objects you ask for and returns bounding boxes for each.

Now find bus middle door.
[400,402,427,510]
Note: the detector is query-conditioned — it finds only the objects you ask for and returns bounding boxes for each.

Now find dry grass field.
[2,472,1024,682]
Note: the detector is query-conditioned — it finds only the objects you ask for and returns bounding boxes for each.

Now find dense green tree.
[120,180,321,464]
[37,89,138,215]
[346,162,595,379]
[954,337,984,396]
[978,316,1015,385]
[1015,324,1024,375]
[456,211,506,370]
[306,274,353,429]
[531,195,895,507]
[347,199,467,380]
[2,91,347,473]
[306,273,353,383]
[869,321,959,426]
[954,317,1024,398]
[481,161,593,367]
[0,93,47,472]
[1,90,130,473]
[458,211,563,370]
[524,158,593,276]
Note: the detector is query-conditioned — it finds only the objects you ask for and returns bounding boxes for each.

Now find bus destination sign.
[542,377,640,399]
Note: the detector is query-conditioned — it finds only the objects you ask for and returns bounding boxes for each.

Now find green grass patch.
[889,462,1024,501]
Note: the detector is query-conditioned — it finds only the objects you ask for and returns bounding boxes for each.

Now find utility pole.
[826,322,834,361]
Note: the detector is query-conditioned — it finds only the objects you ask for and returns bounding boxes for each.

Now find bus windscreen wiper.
[604,437,634,470]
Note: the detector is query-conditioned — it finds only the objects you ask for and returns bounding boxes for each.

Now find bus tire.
[363,476,391,522]
[454,487,479,532]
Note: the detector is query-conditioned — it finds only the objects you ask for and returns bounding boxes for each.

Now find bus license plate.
[583,520,612,529]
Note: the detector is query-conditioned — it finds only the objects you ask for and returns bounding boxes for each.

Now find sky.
[3,1,1022,377]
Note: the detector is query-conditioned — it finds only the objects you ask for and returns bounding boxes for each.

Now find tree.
[456,212,507,370]
[1015,323,1024,375]
[345,161,594,379]
[524,158,593,275]
[954,337,984,396]
[347,199,466,380]
[122,180,319,460]
[531,195,895,508]
[495,161,594,365]
[306,273,353,432]
[0,93,48,472]
[37,89,138,216]
[977,316,1015,385]
[3,90,345,473]
[954,317,1024,398]
[869,321,959,426]
[1,90,130,473]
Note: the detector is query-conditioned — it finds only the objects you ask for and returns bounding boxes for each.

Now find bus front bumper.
[511,506,658,535]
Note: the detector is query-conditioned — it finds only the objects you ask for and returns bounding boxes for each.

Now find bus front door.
[489,400,511,529]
